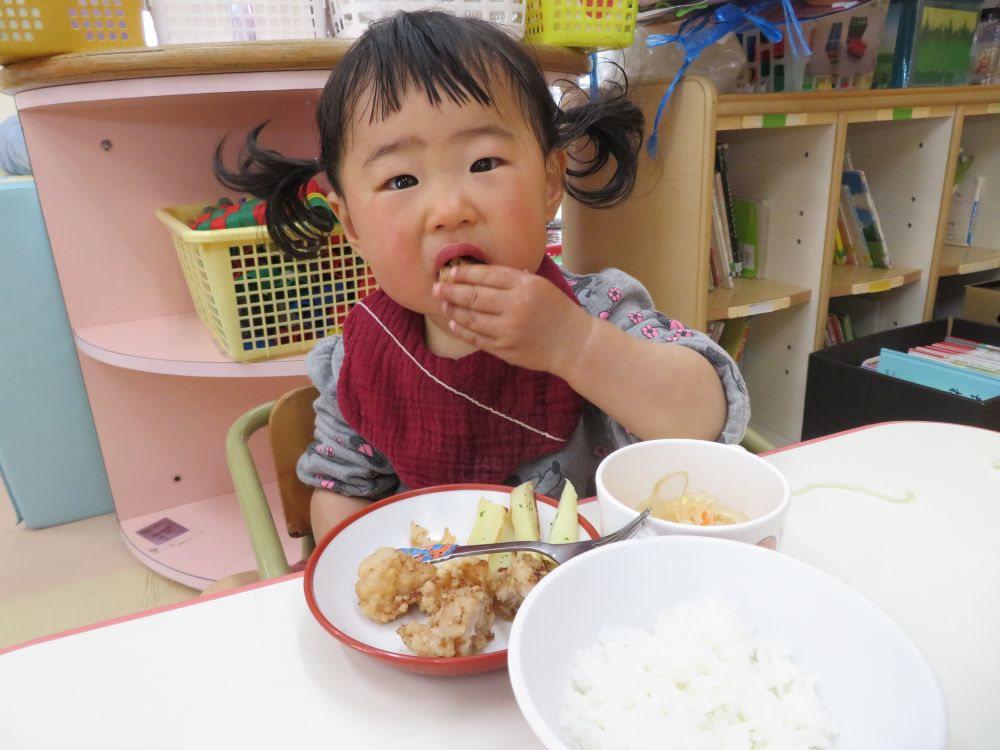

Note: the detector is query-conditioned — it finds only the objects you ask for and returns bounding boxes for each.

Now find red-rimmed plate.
[304,483,599,676]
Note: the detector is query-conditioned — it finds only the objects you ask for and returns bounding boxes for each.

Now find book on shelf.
[714,171,738,278]
[824,315,841,347]
[718,317,752,366]
[945,175,984,247]
[830,294,881,339]
[732,197,768,279]
[876,347,1000,401]
[706,319,726,343]
[833,221,847,266]
[710,186,735,289]
[838,184,871,266]
[953,148,975,191]
[842,169,891,268]
[823,312,855,347]
[715,144,743,276]
[840,313,855,342]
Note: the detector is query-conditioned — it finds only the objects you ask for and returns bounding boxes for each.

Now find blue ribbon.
[645,0,812,157]
[590,52,600,100]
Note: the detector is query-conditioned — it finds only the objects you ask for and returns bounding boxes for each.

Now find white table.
[763,421,1000,750]
[1,421,997,749]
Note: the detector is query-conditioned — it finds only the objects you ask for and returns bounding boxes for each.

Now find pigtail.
[555,75,645,209]
[213,123,333,260]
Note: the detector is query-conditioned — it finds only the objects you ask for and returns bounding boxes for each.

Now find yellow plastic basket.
[524,0,636,49]
[0,0,145,64]
[155,205,378,363]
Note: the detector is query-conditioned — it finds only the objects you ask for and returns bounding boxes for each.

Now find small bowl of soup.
[595,439,790,550]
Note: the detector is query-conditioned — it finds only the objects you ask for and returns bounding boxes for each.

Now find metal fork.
[398,508,651,566]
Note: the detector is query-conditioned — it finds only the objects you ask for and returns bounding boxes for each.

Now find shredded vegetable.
[636,471,747,526]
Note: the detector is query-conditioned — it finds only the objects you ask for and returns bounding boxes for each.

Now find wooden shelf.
[707,278,812,321]
[74,313,308,377]
[716,85,1000,119]
[845,105,956,124]
[118,480,302,590]
[938,245,1000,276]
[828,264,922,298]
[717,110,837,132]
[715,87,1000,131]
[0,39,590,95]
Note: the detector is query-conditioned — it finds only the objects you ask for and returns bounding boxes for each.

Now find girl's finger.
[434,280,506,314]
[447,318,497,350]
[443,302,504,340]
[448,263,523,289]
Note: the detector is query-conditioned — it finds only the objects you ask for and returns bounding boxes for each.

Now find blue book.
[877,348,1000,402]
[843,170,890,268]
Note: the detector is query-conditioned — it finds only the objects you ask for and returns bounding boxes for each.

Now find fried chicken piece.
[409,522,455,548]
[397,585,495,657]
[355,547,437,624]
[396,558,496,657]
[489,553,549,620]
[418,557,491,614]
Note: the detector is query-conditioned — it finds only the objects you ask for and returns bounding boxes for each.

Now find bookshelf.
[563,77,1000,447]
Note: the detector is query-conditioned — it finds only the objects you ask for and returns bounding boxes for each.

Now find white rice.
[561,598,835,750]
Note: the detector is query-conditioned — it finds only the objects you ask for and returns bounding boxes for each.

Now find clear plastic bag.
[618,24,748,93]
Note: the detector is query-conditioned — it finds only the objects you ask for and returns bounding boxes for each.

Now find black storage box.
[802,318,1000,439]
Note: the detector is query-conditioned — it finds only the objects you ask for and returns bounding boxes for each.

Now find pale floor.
[0,481,200,651]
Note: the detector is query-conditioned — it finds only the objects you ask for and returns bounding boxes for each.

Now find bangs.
[328,11,550,129]
[349,18,499,124]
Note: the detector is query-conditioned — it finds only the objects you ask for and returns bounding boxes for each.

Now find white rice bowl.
[508,536,947,750]
[563,598,833,750]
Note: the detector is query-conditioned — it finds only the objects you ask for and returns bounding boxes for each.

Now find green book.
[732,198,767,279]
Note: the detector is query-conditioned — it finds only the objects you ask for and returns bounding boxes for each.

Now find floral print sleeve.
[295,336,402,499]
[563,266,750,445]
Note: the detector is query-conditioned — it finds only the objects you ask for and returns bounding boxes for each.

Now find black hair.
[214,10,645,259]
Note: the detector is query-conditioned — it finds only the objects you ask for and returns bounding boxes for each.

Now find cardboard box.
[802,318,1000,439]
[963,279,1000,327]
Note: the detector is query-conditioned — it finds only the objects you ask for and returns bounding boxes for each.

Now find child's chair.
[226,384,319,580]
[226,387,775,580]
[740,426,776,455]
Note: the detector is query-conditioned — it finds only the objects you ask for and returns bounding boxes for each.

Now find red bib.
[337,257,583,488]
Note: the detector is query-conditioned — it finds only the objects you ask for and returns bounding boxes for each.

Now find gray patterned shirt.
[297,265,750,500]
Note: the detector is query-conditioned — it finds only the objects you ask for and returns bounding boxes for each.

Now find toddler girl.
[216,10,749,543]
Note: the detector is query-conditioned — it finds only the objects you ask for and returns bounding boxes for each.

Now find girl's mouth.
[434,243,487,281]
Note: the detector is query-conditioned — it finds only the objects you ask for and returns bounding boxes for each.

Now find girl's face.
[327,79,565,342]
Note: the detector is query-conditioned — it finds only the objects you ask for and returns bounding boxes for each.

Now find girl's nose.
[427,187,478,232]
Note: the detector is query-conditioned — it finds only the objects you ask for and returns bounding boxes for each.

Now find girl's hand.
[432,263,594,376]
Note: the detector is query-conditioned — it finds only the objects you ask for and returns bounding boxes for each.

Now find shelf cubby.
[717,123,836,444]
[843,115,954,326]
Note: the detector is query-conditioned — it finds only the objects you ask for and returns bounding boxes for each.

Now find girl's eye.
[470,157,500,173]
[386,174,418,190]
